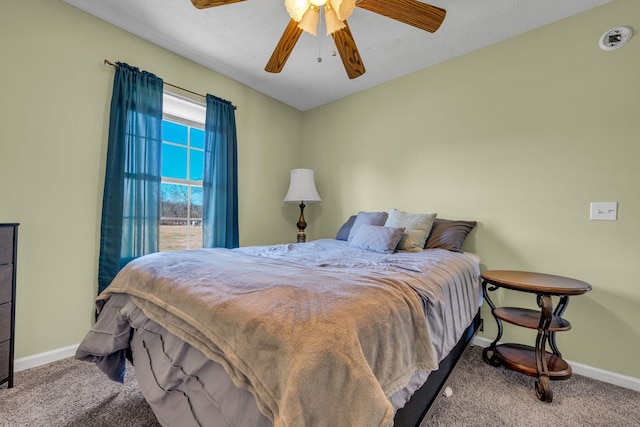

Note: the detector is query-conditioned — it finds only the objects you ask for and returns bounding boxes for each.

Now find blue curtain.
[202,94,239,248]
[98,62,164,295]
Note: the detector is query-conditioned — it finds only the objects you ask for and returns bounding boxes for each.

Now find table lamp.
[283,169,322,243]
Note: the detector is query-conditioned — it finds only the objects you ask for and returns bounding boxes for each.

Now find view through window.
[160,93,205,251]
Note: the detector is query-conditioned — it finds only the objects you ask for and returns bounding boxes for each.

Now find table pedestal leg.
[535,294,553,402]
[549,296,569,357]
[481,280,503,367]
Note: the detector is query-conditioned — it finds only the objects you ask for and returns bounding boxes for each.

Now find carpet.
[0,345,638,426]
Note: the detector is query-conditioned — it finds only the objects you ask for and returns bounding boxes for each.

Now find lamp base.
[296,201,307,243]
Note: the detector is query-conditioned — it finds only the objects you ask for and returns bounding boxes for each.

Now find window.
[160,93,206,251]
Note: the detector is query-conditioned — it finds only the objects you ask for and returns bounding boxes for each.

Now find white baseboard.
[14,344,79,373]
[14,340,640,393]
[472,336,640,392]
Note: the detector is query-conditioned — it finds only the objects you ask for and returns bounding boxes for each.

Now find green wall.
[0,0,302,359]
[303,0,640,378]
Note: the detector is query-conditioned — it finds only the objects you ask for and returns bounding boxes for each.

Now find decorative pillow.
[384,209,437,252]
[335,215,356,241]
[425,218,477,252]
[347,211,389,243]
[349,225,405,254]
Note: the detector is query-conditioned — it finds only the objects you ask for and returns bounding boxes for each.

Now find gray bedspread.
[77,239,480,427]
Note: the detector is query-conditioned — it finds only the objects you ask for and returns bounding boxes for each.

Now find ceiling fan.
[191,0,446,79]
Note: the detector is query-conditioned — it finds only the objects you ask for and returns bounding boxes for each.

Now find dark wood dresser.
[0,223,18,389]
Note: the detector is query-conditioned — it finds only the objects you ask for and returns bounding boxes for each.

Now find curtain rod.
[104,59,237,110]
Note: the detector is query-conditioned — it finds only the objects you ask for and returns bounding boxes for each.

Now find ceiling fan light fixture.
[297,5,320,36]
[324,4,346,35]
[287,0,354,35]
[285,0,311,22]
[329,0,356,21]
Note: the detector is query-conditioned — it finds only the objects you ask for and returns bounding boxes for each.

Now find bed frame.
[394,310,482,427]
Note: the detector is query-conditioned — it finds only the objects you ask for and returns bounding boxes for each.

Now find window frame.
[160,92,206,251]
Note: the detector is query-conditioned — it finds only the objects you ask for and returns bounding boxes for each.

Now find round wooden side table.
[481,270,591,402]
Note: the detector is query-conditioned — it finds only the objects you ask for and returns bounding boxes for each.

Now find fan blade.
[356,0,446,33]
[191,0,245,9]
[265,19,304,74]
[331,22,366,79]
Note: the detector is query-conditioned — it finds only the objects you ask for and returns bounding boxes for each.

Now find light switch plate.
[590,202,618,221]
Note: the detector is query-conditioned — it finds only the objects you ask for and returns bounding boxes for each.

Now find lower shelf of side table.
[495,343,572,380]
[494,307,571,331]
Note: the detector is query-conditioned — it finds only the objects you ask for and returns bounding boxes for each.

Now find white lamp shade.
[284,169,322,203]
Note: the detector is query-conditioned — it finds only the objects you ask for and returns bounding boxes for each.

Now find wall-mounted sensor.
[599,26,633,51]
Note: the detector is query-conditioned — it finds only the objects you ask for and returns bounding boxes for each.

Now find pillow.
[425,218,477,252]
[384,209,437,252]
[347,211,389,243]
[335,215,356,241]
[349,225,405,254]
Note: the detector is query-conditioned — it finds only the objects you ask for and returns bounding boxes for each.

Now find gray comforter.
[77,239,480,427]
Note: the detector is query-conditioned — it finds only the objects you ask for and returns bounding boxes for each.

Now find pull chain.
[317,8,324,62]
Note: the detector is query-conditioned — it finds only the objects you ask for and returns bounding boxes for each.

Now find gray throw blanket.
[90,247,440,427]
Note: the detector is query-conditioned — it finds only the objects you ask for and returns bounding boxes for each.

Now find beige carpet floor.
[0,345,638,426]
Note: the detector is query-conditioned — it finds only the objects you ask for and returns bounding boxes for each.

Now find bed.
[77,211,480,427]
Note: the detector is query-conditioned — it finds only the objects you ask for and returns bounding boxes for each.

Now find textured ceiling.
[63,0,611,111]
